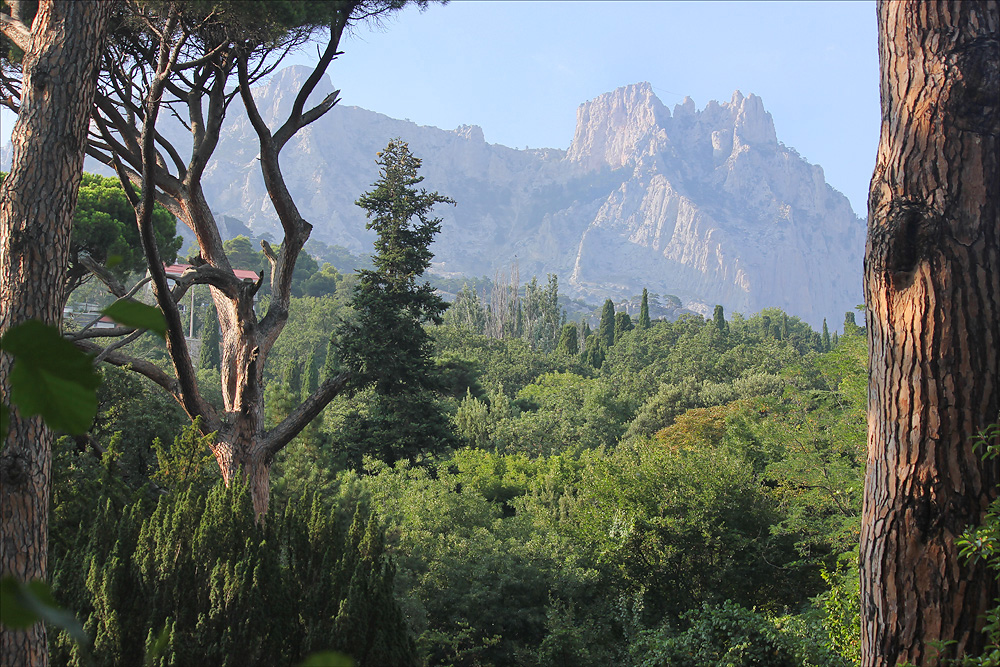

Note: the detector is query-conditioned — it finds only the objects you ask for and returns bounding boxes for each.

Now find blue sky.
[2,1,879,215]
[314,0,880,215]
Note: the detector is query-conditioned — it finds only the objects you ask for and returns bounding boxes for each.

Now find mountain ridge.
[0,67,865,327]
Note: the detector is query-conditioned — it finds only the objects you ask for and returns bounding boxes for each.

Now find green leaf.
[0,576,36,628]
[298,651,354,667]
[0,321,100,434]
[0,576,87,644]
[102,299,167,339]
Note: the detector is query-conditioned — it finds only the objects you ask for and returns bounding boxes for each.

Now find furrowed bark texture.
[0,1,111,665]
[862,1,1000,664]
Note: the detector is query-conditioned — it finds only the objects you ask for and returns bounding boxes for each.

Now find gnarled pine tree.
[58,1,427,518]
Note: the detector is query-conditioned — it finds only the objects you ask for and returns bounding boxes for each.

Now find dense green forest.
[45,176,872,664]
[3,2,997,666]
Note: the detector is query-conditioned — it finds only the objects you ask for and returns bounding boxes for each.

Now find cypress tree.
[781,313,789,339]
[832,331,840,348]
[557,322,579,356]
[713,305,726,333]
[302,352,318,400]
[322,335,340,381]
[599,299,616,348]
[822,318,831,351]
[614,311,633,342]
[843,310,861,336]
[639,288,651,329]
[198,304,220,371]
[284,360,302,395]
[581,334,606,369]
[761,315,772,338]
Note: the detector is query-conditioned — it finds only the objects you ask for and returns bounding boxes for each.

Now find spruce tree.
[336,139,456,464]
[639,288,651,329]
[338,139,453,395]
[599,299,616,348]
[198,304,220,371]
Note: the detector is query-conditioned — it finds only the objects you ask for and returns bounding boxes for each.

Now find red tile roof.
[164,263,259,282]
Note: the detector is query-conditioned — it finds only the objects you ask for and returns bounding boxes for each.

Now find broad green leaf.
[0,321,100,434]
[24,580,88,643]
[9,364,98,435]
[0,576,36,628]
[298,651,354,667]
[102,299,167,339]
[0,576,87,644]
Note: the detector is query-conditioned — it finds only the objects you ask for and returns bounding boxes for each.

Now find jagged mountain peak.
[255,65,337,126]
[51,66,861,328]
[567,82,670,170]
[732,92,777,147]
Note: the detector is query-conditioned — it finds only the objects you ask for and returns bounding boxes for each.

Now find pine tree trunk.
[861,1,1000,664]
[0,2,111,665]
[210,267,287,518]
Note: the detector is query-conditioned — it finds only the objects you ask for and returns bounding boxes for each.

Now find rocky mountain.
[2,66,866,327]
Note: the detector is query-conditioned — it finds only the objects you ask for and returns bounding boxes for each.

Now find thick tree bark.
[862,1,1000,665]
[0,1,111,665]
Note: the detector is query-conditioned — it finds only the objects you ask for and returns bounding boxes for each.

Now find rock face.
[2,66,865,327]
[555,84,866,326]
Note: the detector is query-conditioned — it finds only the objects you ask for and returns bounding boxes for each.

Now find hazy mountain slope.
[196,67,863,326]
[2,66,865,326]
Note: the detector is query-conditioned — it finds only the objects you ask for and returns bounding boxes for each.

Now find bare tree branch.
[129,6,217,429]
[76,339,179,397]
[0,8,30,52]
[263,372,351,457]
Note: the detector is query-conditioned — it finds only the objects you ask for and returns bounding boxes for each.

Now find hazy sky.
[2,1,879,215]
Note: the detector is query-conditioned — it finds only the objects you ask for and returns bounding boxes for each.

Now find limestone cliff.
[8,67,862,327]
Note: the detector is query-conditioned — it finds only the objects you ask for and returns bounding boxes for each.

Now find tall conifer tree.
[713,305,727,333]
[639,288,652,329]
[599,299,616,348]
[614,311,633,342]
[339,139,453,395]
[302,352,318,400]
[199,304,221,371]
[557,323,579,356]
